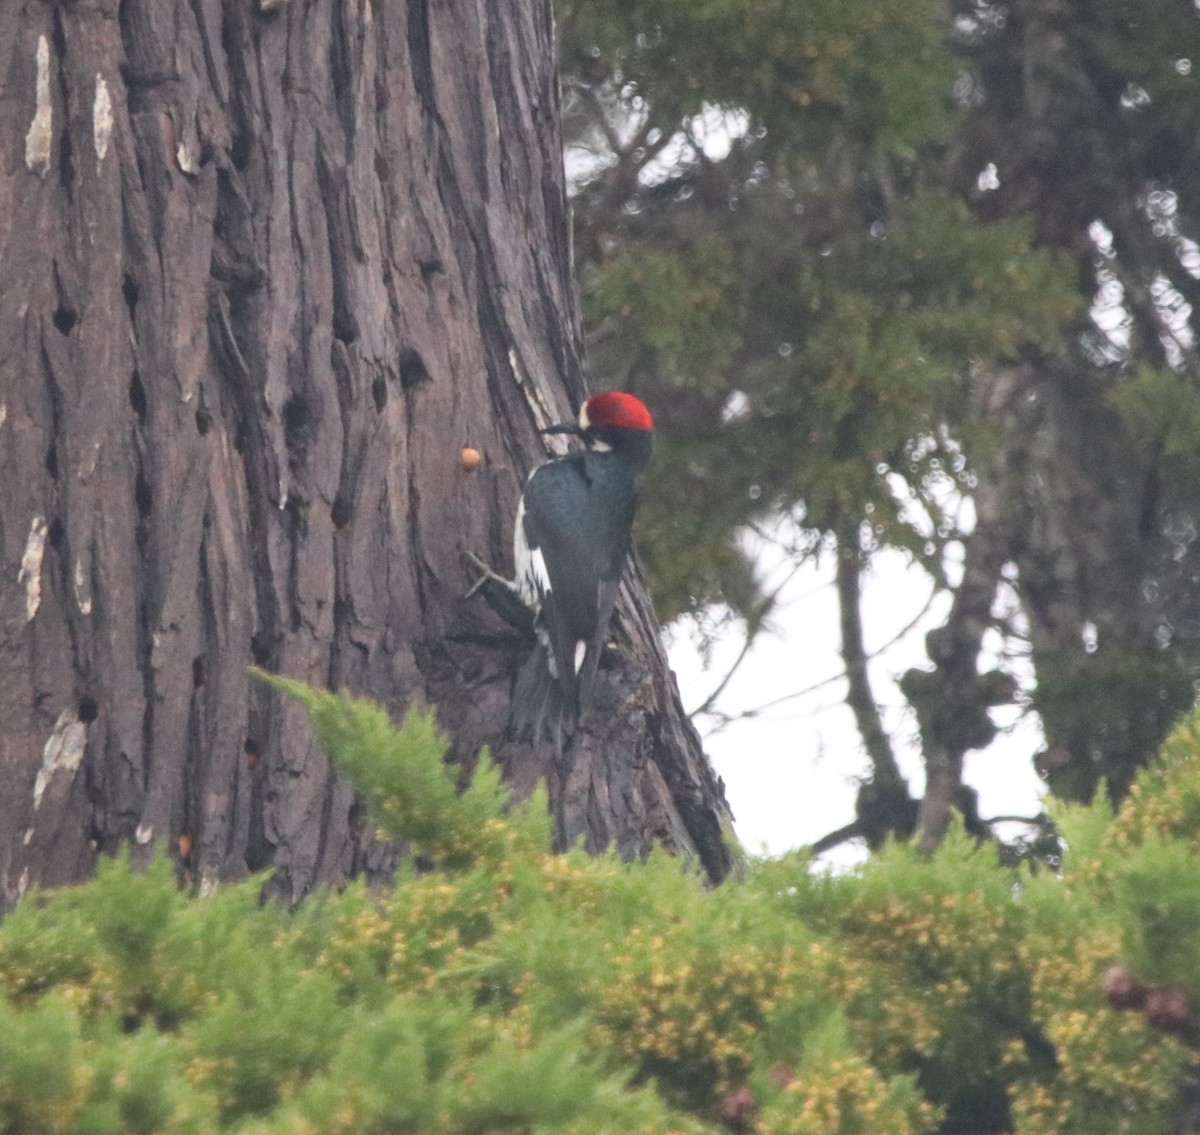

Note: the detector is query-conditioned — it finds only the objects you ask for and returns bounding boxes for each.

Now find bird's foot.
[463,552,512,598]
[463,552,536,635]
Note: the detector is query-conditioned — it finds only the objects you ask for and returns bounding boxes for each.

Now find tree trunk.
[1002,362,1193,804]
[0,0,732,910]
[833,522,917,851]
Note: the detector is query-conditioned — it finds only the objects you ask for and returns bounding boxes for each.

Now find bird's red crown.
[582,391,654,432]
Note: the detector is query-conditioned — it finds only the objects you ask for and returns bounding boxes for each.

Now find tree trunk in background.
[833,524,917,851]
[0,0,732,909]
[948,0,1200,812]
[1001,362,1193,805]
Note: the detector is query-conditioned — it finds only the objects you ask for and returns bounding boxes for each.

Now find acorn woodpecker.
[511,391,654,743]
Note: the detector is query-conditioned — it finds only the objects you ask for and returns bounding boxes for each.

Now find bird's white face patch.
[578,400,611,450]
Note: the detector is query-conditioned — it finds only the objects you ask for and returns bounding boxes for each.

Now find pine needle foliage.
[4,684,1200,1133]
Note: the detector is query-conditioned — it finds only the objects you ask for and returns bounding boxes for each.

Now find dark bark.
[878,367,1027,844]
[904,353,1188,840]
[1000,362,1192,804]
[904,479,1015,854]
[834,523,917,850]
[895,369,1021,852]
[0,0,732,909]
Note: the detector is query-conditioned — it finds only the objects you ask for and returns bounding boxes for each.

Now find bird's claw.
[463,552,536,635]
[463,551,511,598]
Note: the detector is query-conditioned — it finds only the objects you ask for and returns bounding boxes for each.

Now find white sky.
[667,543,1046,862]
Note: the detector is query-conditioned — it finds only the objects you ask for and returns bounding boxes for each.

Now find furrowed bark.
[0,0,731,908]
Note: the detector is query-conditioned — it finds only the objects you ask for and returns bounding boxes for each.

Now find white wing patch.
[515,470,592,686]
[529,545,551,596]
[513,496,533,605]
[513,496,552,609]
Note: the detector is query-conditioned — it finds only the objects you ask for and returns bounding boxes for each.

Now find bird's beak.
[540,421,583,437]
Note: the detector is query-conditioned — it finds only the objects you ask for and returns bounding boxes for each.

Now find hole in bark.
[348,795,367,837]
[45,444,59,480]
[283,496,305,535]
[398,348,431,389]
[192,657,205,688]
[47,518,65,552]
[122,273,139,316]
[282,394,308,432]
[58,130,75,195]
[195,407,213,436]
[244,738,259,770]
[282,394,314,447]
[52,304,77,336]
[289,606,302,633]
[250,634,271,667]
[78,695,99,723]
[129,371,147,422]
[135,470,153,518]
[371,376,388,413]
[233,420,247,453]
[331,495,353,529]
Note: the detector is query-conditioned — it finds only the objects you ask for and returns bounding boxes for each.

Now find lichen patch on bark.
[25,36,52,175]
[93,75,113,162]
[34,711,88,812]
[18,516,48,622]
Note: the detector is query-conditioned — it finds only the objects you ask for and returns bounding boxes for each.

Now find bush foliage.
[3,681,1200,1133]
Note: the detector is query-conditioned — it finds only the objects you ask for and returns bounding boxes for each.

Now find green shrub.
[3,683,1200,1133]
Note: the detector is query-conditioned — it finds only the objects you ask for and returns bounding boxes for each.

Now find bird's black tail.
[510,639,577,756]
